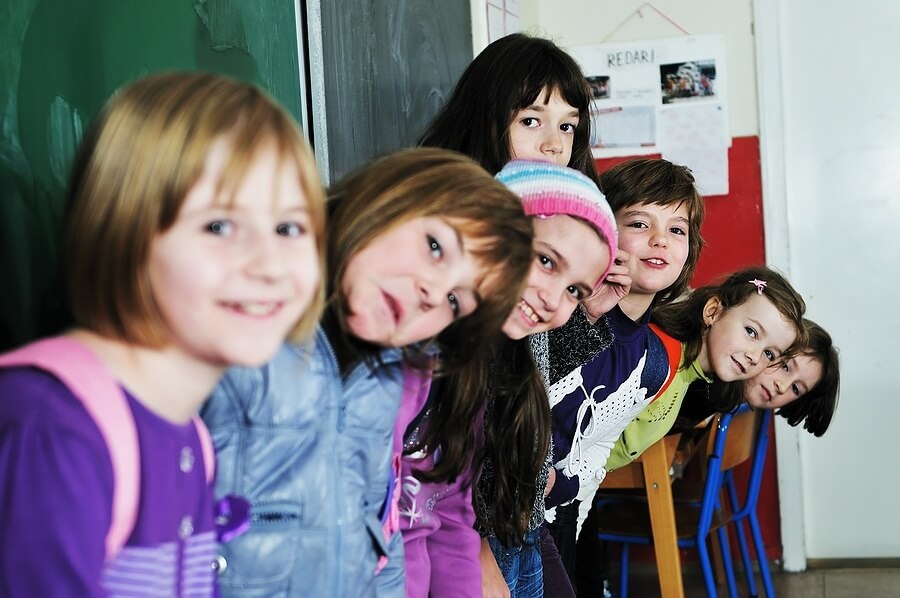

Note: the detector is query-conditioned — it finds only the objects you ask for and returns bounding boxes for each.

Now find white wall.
[757,0,900,561]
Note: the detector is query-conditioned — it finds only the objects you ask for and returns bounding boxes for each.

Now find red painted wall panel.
[594,135,783,561]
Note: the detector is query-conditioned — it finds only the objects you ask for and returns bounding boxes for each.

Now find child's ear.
[702,296,723,327]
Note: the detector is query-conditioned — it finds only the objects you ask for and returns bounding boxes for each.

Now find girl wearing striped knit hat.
[395,159,617,598]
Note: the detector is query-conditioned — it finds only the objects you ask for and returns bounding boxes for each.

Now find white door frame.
[752,0,807,572]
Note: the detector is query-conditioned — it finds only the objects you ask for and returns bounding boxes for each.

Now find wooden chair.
[593,405,769,597]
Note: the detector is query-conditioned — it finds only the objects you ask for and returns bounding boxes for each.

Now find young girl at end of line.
[674,317,839,437]
[605,265,811,473]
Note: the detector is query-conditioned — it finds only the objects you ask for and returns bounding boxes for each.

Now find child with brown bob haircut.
[538,157,706,589]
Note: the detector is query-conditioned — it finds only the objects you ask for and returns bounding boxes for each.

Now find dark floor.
[603,561,900,597]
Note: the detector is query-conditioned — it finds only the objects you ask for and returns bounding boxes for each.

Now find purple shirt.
[396,373,484,598]
[0,367,216,597]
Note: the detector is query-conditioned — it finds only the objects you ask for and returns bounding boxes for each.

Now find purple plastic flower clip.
[749,279,767,294]
[215,494,251,543]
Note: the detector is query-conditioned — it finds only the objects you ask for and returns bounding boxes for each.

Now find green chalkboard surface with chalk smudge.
[0,0,304,350]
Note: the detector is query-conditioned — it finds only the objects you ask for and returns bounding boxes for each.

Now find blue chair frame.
[594,404,774,598]
[720,408,775,598]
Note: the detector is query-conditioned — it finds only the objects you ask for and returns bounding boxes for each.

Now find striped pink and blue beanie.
[496,159,618,286]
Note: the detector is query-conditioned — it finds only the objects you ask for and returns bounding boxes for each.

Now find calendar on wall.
[569,34,730,195]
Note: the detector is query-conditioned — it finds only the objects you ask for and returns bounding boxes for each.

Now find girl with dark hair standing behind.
[409,33,630,597]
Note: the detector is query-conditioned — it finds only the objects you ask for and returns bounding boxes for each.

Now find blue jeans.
[487,528,543,598]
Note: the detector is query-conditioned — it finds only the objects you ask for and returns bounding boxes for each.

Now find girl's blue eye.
[276,222,306,237]
[764,349,776,362]
[447,292,460,316]
[428,235,442,259]
[745,326,758,339]
[206,220,233,236]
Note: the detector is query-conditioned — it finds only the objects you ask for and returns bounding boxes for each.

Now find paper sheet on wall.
[568,34,730,193]
[659,103,729,196]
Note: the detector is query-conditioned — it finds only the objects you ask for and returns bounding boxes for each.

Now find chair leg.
[619,543,630,598]
[731,519,758,597]
[716,525,739,598]
[726,476,759,597]
[709,526,728,585]
[725,471,759,598]
[748,511,776,597]
[697,536,718,598]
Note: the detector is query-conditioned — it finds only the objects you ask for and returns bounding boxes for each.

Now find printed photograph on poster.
[567,34,728,159]
[587,75,611,99]
[660,59,717,104]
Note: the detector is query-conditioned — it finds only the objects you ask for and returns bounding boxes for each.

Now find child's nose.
[245,231,285,279]
[541,130,563,155]
[416,280,439,308]
[650,229,669,248]
[745,349,760,368]
[538,286,562,313]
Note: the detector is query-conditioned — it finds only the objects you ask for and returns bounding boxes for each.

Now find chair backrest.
[695,405,759,534]
[708,406,759,471]
[593,405,768,539]
[726,406,774,520]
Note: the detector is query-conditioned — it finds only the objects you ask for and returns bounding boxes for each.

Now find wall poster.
[568,34,730,195]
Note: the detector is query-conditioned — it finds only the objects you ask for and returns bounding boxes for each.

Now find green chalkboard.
[314,0,473,181]
[0,0,305,350]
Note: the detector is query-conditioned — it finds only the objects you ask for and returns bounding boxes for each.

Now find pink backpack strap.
[0,337,139,562]
[191,416,216,484]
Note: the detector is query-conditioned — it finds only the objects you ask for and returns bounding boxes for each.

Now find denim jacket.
[201,326,407,597]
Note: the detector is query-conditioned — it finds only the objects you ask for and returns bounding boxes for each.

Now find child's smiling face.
[502,215,608,340]
[148,139,320,369]
[744,353,823,410]
[699,293,799,382]
[614,201,691,299]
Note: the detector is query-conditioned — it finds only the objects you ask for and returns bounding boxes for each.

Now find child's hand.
[480,538,511,598]
[582,249,632,321]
